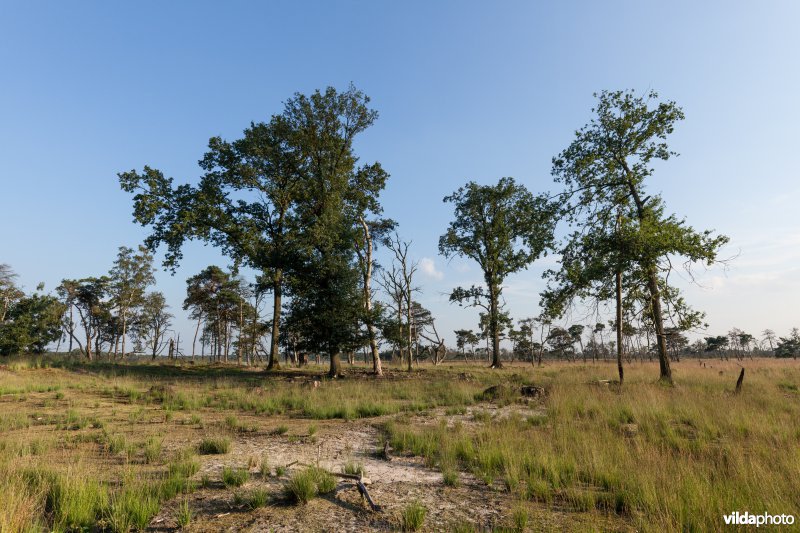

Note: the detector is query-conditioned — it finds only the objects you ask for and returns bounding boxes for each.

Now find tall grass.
[385,362,800,530]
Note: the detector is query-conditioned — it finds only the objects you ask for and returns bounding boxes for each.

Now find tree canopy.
[439,177,555,368]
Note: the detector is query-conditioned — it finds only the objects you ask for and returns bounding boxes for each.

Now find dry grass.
[0,356,798,531]
[386,359,800,530]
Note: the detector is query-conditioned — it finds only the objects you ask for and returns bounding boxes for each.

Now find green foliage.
[119,85,389,371]
[440,177,555,367]
[0,293,65,356]
[775,329,800,358]
[547,90,729,381]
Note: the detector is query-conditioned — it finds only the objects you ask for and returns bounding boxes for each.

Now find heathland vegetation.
[2,86,800,531]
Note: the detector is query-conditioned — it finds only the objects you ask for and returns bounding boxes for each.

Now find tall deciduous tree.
[57,277,110,360]
[133,292,173,359]
[439,177,555,368]
[354,219,395,375]
[0,264,24,323]
[119,85,387,373]
[550,90,729,384]
[0,288,65,355]
[109,245,155,358]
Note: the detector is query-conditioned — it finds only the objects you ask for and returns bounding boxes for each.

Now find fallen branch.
[296,463,380,511]
[356,479,381,512]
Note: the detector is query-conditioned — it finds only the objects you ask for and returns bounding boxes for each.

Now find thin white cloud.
[419,257,444,280]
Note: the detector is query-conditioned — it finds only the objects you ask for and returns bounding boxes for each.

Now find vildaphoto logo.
[723,512,795,527]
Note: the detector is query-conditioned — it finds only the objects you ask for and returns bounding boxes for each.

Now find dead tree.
[382,233,419,371]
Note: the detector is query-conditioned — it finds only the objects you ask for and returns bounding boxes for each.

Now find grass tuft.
[198,436,230,455]
[401,500,427,531]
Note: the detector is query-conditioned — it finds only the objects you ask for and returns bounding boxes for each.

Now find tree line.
[5,86,795,379]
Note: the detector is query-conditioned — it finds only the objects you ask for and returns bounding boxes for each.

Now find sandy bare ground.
[150,405,631,532]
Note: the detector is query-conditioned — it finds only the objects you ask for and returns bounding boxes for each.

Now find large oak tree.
[439,177,555,368]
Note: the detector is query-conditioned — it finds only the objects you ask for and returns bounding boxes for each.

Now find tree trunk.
[68,307,74,353]
[358,217,383,376]
[646,267,672,383]
[267,271,282,370]
[329,352,343,378]
[85,324,93,361]
[489,283,502,368]
[406,306,413,373]
[238,297,243,365]
[192,315,201,360]
[616,269,624,387]
[120,310,128,358]
[622,164,672,384]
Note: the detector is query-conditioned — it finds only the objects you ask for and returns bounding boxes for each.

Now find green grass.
[143,436,163,464]
[401,500,427,531]
[283,466,336,504]
[242,487,270,509]
[342,461,365,477]
[198,436,230,454]
[384,363,800,531]
[176,498,192,528]
[3,357,800,532]
[221,466,249,487]
[259,453,270,478]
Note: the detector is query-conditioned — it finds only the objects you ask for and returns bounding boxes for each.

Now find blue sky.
[1,1,799,349]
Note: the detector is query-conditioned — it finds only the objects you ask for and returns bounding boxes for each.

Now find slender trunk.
[225,321,231,362]
[616,269,624,387]
[68,307,74,353]
[489,283,502,368]
[113,317,120,358]
[120,310,128,358]
[621,162,671,384]
[238,297,243,365]
[85,322,93,360]
[646,267,672,383]
[249,294,259,366]
[358,218,383,376]
[192,314,201,360]
[267,271,282,370]
[406,302,413,373]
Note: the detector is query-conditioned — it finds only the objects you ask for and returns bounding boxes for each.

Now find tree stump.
[735,368,745,394]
